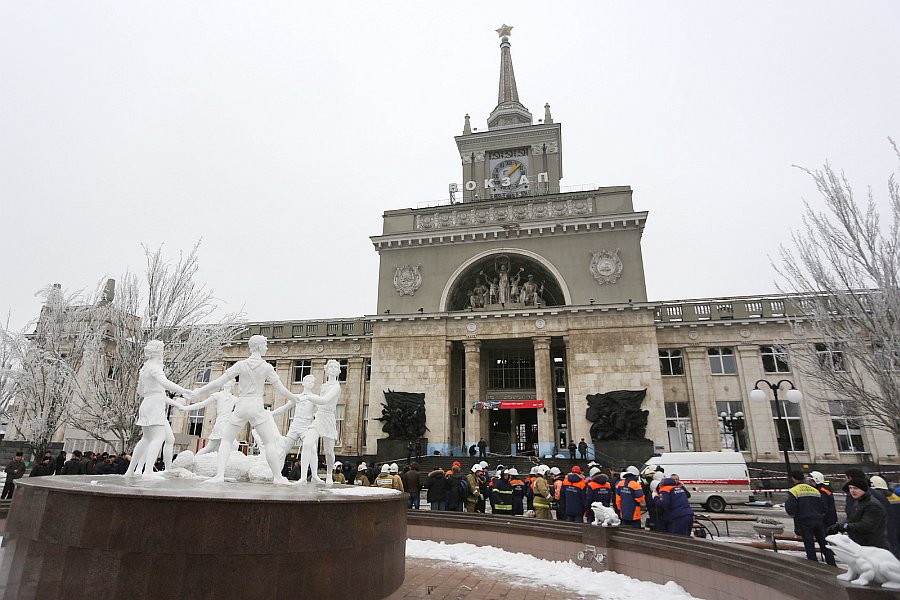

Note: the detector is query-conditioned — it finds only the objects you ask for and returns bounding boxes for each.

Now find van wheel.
[706,496,726,513]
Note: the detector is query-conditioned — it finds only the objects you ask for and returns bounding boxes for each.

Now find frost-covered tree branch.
[69,243,245,453]
[777,138,900,452]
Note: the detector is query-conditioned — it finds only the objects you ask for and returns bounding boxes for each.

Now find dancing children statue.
[271,374,317,460]
[180,379,237,458]
[297,359,342,485]
[191,335,300,485]
[125,340,192,477]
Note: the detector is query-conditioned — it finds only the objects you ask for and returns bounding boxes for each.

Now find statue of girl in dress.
[125,340,192,477]
[297,359,343,484]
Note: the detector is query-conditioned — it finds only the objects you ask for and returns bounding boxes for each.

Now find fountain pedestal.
[0,475,406,600]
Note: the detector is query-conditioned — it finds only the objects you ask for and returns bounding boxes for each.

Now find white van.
[642,451,752,512]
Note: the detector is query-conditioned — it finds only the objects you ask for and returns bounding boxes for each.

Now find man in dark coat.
[828,477,889,549]
[62,450,84,474]
[401,462,423,509]
[785,471,836,565]
[477,438,487,458]
[578,438,588,460]
[2,452,26,498]
[54,451,67,475]
[29,455,55,478]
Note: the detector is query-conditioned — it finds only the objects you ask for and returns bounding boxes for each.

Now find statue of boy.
[192,335,301,484]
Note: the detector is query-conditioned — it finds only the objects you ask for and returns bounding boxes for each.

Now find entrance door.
[489,410,512,456]
[515,409,539,456]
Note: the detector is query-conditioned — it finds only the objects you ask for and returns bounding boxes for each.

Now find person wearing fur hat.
[827,477,889,549]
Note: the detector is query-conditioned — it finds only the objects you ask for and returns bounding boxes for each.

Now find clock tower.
[455,25,563,202]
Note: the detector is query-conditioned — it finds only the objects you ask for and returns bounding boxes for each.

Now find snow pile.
[405,540,697,599]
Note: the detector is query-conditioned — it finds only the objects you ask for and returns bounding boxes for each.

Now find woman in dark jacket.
[828,478,888,549]
[425,468,449,511]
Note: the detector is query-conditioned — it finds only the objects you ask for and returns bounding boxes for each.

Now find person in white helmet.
[332,462,346,484]
[389,463,405,492]
[809,471,837,529]
[354,463,370,486]
[532,465,553,519]
[375,464,394,488]
[465,464,483,513]
[549,466,564,520]
[509,468,526,515]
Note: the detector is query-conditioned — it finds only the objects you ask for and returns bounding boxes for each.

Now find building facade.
[28,28,900,470]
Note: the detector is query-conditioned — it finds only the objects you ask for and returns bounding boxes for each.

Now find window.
[874,344,900,371]
[815,343,845,372]
[488,349,536,389]
[188,408,205,437]
[665,402,693,451]
[225,361,239,383]
[195,361,212,383]
[292,360,312,383]
[335,404,345,445]
[362,405,368,448]
[107,360,118,380]
[760,345,790,373]
[708,347,737,375]
[659,349,684,376]
[364,358,371,381]
[771,400,804,451]
[829,402,865,452]
[716,401,749,451]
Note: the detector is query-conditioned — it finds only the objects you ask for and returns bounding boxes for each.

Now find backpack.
[459,476,469,496]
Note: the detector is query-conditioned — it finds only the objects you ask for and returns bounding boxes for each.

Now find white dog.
[591,502,620,527]
[826,534,900,589]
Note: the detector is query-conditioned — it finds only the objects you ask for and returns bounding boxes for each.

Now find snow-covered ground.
[406,539,699,599]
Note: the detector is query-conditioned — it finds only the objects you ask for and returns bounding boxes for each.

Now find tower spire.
[487,24,533,130]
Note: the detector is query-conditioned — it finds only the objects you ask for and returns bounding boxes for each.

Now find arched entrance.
[443,252,567,312]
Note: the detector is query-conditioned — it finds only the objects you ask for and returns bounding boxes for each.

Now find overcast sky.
[2,2,899,331]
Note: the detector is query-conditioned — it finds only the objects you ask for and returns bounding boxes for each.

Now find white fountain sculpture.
[591,502,621,527]
[190,334,302,485]
[124,340,192,477]
[827,534,900,589]
[297,360,342,485]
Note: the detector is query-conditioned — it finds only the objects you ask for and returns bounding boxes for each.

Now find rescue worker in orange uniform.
[585,467,613,523]
[550,466,565,520]
[560,465,587,523]
[616,465,645,528]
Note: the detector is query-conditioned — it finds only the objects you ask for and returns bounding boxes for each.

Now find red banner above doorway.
[474,400,544,410]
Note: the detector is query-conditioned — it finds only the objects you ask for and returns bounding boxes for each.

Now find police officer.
[786,471,836,566]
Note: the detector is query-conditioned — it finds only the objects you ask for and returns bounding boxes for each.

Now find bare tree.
[777,139,900,453]
[0,286,95,457]
[70,243,244,454]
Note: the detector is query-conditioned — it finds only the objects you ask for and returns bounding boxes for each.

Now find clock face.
[488,148,530,195]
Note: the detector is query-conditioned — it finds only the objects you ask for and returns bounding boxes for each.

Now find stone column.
[343,357,366,455]
[683,347,717,451]
[533,336,556,457]
[463,340,483,449]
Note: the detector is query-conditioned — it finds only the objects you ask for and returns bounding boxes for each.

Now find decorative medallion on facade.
[590,249,623,285]
[393,264,423,296]
[535,318,546,329]
[415,197,592,230]
[466,323,477,333]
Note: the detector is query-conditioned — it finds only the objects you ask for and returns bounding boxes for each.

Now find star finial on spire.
[495,24,513,38]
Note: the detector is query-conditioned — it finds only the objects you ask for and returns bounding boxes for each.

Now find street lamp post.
[719,411,745,451]
[750,379,802,488]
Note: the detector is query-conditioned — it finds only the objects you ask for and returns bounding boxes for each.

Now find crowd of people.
[785,468,900,566]
[2,450,134,498]
[312,458,696,536]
